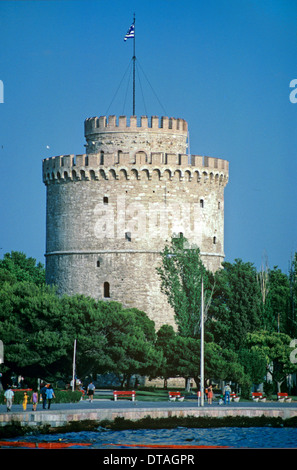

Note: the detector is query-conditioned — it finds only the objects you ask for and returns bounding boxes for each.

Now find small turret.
[84,115,188,155]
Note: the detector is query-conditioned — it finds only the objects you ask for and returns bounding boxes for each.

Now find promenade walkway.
[1,399,297,429]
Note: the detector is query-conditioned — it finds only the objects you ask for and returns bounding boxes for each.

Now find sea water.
[2,426,297,448]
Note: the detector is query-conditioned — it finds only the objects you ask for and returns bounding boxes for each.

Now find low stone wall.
[1,406,297,429]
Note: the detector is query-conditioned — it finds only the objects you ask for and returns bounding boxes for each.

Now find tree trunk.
[276,381,283,393]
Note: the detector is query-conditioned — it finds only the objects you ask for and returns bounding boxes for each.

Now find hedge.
[0,389,83,405]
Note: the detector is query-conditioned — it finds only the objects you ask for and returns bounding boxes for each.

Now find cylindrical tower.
[43,115,229,330]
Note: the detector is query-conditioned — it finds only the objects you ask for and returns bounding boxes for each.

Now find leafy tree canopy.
[0,251,45,287]
[157,236,214,338]
[208,259,262,350]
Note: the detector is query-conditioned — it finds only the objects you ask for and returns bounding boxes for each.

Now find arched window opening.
[103,196,109,205]
[200,199,204,208]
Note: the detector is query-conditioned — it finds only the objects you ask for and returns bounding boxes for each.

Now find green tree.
[247,330,297,393]
[155,325,248,391]
[289,253,297,337]
[0,280,162,387]
[58,295,112,379]
[100,305,162,387]
[157,236,213,338]
[54,296,163,386]
[264,267,290,334]
[0,281,69,385]
[0,251,45,287]
[208,259,262,351]
[238,348,267,386]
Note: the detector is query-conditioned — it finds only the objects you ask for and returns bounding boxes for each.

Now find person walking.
[22,391,28,411]
[31,390,39,411]
[87,381,95,402]
[207,385,213,404]
[223,383,231,405]
[40,383,47,409]
[4,387,14,412]
[46,384,55,409]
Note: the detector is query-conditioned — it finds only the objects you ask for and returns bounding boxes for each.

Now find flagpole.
[132,13,136,115]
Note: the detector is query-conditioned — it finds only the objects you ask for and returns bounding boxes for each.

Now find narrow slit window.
[103,196,109,205]
[103,282,110,298]
[97,260,100,267]
[213,236,217,244]
[125,231,132,242]
[200,199,204,208]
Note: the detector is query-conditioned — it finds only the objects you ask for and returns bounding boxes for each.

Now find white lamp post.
[200,277,204,407]
[72,339,76,392]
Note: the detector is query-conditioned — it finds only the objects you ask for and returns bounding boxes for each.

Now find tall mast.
[124,14,136,115]
[132,13,136,115]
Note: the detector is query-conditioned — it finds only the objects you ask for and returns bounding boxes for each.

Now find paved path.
[1,398,297,415]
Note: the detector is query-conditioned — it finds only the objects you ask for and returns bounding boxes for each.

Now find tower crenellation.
[43,115,229,330]
[84,115,188,155]
[84,115,188,134]
[43,153,228,184]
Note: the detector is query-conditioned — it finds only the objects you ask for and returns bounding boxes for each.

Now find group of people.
[204,383,233,405]
[3,383,56,412]
[3,381,96,412]
[40,383,56,410]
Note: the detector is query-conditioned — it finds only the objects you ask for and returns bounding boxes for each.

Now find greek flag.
[124,23,135,41]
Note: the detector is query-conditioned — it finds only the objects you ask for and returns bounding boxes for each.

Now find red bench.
[230,393,240,402]
[113,390,136,401]
[277,392,291,403]
[252,392,266,402]
[168,391,184,401]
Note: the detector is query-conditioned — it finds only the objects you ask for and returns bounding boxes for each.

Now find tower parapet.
[85,115,188,134]
[84,115,188,155]
[43,153,228,185]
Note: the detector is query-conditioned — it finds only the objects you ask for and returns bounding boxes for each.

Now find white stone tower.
[43,115,229,330]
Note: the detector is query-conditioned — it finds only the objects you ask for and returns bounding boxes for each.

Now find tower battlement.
[84,115,188,155]
[42,153,228,185]
[85,115,188,135]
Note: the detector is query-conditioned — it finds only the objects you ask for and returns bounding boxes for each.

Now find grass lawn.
[92,389,297,403]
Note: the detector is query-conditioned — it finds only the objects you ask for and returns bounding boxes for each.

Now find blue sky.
[0,0,296,273]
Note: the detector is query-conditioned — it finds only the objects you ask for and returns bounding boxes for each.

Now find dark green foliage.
[155,324,250,389]
[0,251,161,386]
[0,389,82,405]
[0,251,45,287]
[1,248,297,394]
[208,259,262,351]
[157,236,214,338]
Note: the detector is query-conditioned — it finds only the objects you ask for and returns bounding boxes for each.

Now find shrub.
[0,389,83,405]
